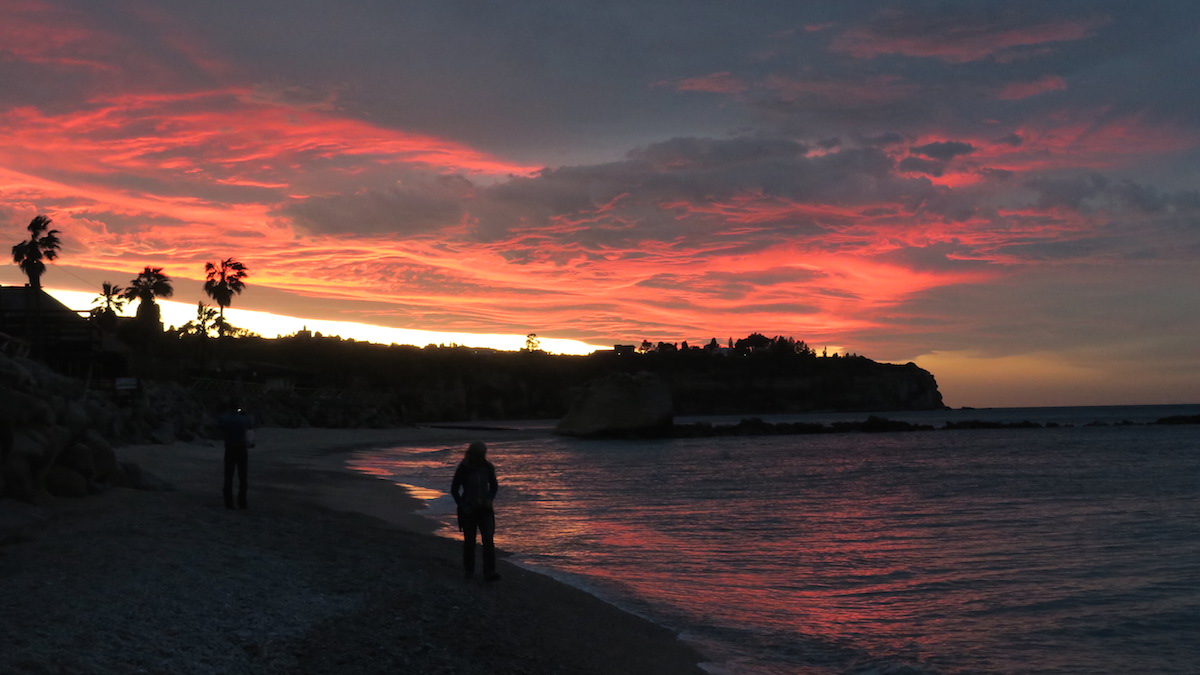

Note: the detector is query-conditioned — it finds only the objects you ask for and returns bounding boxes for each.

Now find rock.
[108,461,132,489]
[556,372,674,438]
[44,466,88,498]
[119,461,174,492]
[151,420,176,445]
[0,389,51,425]
[0,356,35,388]
[86,434,120,483]
[60,400,90,436]
[2,455,36,502]
[58,441,96,478]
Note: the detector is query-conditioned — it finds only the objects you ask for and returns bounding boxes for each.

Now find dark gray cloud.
[1027,174,1200,214]
[468,136,933,247]
[911,141,976,161]
[282,175,472,236]
[898,156,946,177]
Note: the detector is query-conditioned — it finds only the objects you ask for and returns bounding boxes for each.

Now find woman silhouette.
[450,441,500,581]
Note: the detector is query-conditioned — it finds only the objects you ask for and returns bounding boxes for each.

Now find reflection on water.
[350,408,1200,675]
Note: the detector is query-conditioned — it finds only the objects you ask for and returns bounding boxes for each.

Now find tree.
[735,333,772,353]
[179,302,220,337]
[178,303,258,340]
[90,281,126,331]
[203,258,249,331]
[11,215,61,289]
[525,333,541,351]
[123,266,174,329]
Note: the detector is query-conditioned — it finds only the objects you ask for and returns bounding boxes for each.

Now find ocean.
[348,405,1200,674]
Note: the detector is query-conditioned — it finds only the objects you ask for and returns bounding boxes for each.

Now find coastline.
[0,426,706,674]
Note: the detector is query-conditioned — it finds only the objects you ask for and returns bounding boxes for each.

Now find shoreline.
[0,426,706,674]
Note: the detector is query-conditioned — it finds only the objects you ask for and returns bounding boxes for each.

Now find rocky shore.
[0,426,705,674]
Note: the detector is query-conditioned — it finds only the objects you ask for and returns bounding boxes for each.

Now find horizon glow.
[44,289,607,356]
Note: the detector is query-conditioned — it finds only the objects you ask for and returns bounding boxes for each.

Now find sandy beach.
[0,427,705,674]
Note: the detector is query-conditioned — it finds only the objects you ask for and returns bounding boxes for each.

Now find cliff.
[555,372,674,438]
[139,337,946,424]
[664,357,945,415]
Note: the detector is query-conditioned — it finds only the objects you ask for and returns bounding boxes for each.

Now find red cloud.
[672,72,748,94]
[0,90,537,184]
[831,14,1109,63]
[763,74,918,106]
[997,75,1068,100]
[0,0,123,72]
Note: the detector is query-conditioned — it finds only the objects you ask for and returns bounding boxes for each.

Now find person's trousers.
[224,443,248,509]
[459,507,496,576]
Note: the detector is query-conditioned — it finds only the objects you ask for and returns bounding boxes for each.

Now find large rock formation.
[667,358,945,414]
[555,372,673,438]
[0,352,191,504]
[0,354,122,501]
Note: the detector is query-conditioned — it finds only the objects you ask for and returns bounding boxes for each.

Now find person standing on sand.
[451,441,500,581]
[218,403,255,510]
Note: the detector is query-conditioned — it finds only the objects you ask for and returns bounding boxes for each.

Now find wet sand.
[0,427,705,674]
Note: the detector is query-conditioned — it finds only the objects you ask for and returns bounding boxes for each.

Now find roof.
[0,285,81,315]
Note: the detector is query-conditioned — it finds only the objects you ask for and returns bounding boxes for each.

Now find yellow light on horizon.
[45,288,607,355]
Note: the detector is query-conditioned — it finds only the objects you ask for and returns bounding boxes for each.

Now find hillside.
[141,334,946,426]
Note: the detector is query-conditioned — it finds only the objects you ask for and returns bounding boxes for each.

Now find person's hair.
[464,441,488,466]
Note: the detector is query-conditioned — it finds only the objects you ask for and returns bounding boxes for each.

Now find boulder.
[60,400,91,436]
[44,466,88,498]
[556,372,674,438]
[2,455,36,502]
[119,462,174,492]
[84,431,120,483]
[58,441,96,479]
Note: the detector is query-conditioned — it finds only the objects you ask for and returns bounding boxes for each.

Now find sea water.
[348,406,1200,674]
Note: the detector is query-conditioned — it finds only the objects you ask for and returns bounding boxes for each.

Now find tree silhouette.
[123,267,174,329]
[525,333,541,351]
[203,258,249,332]
[90,281,126,332]
[179,302,220,337]
[10,215,61,289]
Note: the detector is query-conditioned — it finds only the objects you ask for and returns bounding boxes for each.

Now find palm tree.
[90,281,126,332]
[123,266,174,329]
[10,215,61,289]
[203,258,249,329]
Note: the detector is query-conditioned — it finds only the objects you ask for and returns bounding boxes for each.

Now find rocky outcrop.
[667,359,945,414]
[0,352,192,504]
[1,355,117,501]
[555,372,673,438]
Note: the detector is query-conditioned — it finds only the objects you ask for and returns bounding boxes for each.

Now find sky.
[2,1,1198,408]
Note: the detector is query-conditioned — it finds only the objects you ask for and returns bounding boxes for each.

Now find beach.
[0,427,705,674]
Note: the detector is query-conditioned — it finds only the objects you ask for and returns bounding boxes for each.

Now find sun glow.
[44,288,607,355]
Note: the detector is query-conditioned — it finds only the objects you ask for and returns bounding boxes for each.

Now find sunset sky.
[2,1,1198,408]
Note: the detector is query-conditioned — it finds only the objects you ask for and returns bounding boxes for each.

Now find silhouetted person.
[451,441,499,581]
[218,403,255,509]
